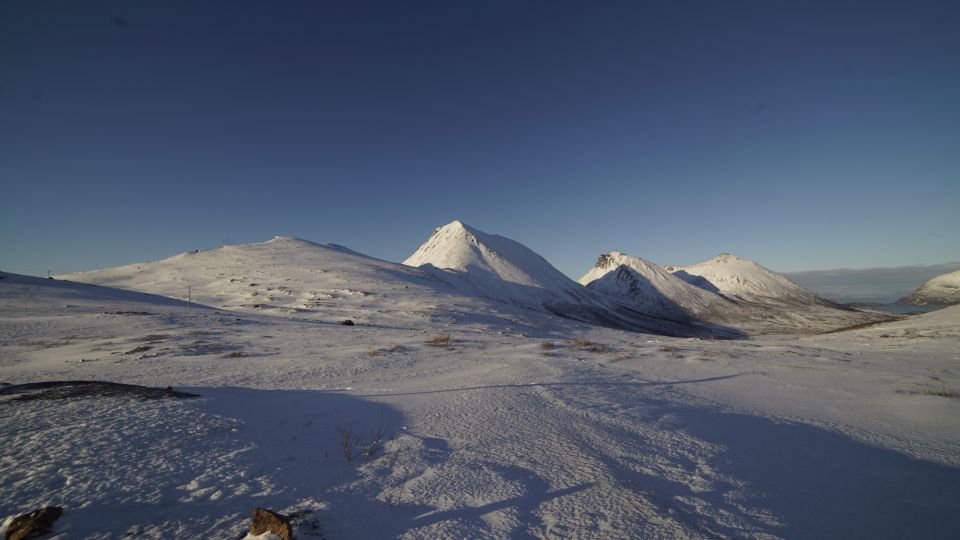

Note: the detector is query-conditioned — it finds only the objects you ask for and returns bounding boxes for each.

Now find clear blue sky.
[2,1,958,279]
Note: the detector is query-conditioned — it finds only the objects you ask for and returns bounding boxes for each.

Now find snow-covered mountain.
[897,269,960,306]
[57,236,475,330]
[664,253,819,304]
[578,252,727,319]
[59,229,732,338]
[581,252,891,334]
[405,221,596,307]
[403,221,738,337]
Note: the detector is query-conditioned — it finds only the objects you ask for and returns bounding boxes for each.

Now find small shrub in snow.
[363,419,389,461]
[571,339,607,353]
[427,334,451,347]
[335,425,363,462]
[659,346,681,359]
[922,384,956,398]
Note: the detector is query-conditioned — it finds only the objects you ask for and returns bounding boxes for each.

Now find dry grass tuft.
[427,334,451,347]
[571,339,607,353]
[368,344,406,356]
[659,346,682,359]
[922,384,957,398]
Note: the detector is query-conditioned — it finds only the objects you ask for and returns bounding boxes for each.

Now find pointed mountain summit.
[404,220,588,304]
[897,269,960,306]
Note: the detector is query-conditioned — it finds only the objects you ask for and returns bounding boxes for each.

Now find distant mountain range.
[577,251,885,334]
[786,262,960,304]
[56,220,890,337]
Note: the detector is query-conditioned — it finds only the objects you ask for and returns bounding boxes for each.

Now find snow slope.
[664,253,818,303]
[2,267,959,538]
[0,270,202,313]
[56,235,535,332]
[897,269,960,306]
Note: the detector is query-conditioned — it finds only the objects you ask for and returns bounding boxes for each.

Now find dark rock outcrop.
[248,508,293,540]
[6,506,63,540]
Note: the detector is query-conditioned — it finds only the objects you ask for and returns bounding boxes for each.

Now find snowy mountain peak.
[264,235,320,247]
[404,221,570,293]
[666,254,816,302]
[581,252,669,286]
[578,251,727,319]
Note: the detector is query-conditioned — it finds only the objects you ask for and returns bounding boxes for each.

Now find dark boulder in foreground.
[248,507,293,540]
[339,319,355,326]
[6,506,63,540]
[0,381,198,402]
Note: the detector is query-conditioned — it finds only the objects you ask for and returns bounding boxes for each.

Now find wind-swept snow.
[897,268,960,306]
[2,263,959,538]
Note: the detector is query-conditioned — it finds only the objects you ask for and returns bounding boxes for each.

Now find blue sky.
[2,1,958,279]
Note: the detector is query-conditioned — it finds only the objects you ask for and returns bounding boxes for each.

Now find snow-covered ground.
[2,235,959,538]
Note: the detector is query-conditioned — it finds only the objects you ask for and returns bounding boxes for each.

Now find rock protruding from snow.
[246,508,292,540]
[897,269,960,306]
[5,506,63,540]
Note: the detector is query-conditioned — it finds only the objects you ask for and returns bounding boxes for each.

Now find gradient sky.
[2,1,958,280]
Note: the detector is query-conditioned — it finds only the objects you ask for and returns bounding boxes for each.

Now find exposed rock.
[248,508,293,540]
[339,319,355,326]
[0,381,198,402]
[6,506,63,540]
